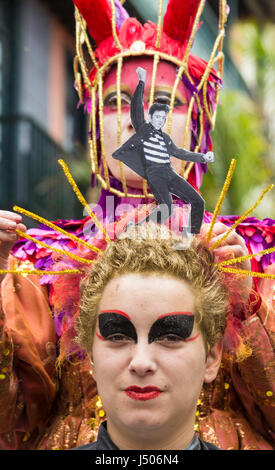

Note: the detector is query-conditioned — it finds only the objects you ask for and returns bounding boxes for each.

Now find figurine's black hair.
[148,102,170,117]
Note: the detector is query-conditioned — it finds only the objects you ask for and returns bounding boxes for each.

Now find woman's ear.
[204,338,223,384]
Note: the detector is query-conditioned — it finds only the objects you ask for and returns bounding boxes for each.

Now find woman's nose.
[127,119,134,131]
[128,341,157,377]
[121,112,134,132]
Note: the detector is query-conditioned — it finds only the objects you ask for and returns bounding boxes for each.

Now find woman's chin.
[124,178,145,191]
[112,172,145,191]
[119,414,164,435]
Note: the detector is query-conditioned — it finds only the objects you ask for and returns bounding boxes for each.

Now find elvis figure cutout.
[112,67,214,235]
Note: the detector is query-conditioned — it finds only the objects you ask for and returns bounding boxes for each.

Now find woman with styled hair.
[73,222,228,450]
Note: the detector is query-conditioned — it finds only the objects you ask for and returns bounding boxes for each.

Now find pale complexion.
[91,273,223,450]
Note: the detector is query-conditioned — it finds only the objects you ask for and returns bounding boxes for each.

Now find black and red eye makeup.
[97,310,137,342]
[96,310,199,343]
[148,311,195,343]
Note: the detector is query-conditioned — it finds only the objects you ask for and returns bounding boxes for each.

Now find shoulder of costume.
[217,214,275,276]
[11,216,92,271]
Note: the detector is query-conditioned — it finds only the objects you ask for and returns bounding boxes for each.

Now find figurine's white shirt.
[143,131,170,164]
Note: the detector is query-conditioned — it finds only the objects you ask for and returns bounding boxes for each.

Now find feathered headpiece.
[73,0,226,193]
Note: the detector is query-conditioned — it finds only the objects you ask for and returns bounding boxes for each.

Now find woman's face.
[91,273,222,449]
[102,57,190,189]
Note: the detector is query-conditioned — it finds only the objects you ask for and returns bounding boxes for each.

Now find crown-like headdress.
[73,0,227,196]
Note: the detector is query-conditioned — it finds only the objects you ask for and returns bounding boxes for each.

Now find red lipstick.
[125,386,162,401]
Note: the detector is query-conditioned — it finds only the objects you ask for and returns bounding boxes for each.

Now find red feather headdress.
[73,0,222,85]
[163,0,203,45]
[74,0,113,44]
[72,0,226,193]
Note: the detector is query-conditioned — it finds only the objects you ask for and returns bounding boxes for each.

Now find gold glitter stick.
[89,86,99,174]
[212,0,226,126]
[182,95,204,178]
[97,72,111,190]
[75,7,99,74]
[210,183,274,250]
[169,0,206,137]
[149,54,160,108]
[75,10,93,94]
[58,159,111,242]
[73,56,84,104]
[14,230,94,265]
[155,0,163,49]
[0,269,83,276]
[206,158,237,243]
[116,55,128,195]
[13,206,102,254]
[216,246,275,267]
[218,266,275,279]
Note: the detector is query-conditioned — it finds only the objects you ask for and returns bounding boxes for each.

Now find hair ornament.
[2,158,274,280]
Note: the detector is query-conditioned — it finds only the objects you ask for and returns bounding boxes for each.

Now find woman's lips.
[125,386,163,401]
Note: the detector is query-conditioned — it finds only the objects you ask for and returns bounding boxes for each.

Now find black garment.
[112,80,206,179]
[141,163,204,233]
[72,421,220,450]
[112,80,206,234]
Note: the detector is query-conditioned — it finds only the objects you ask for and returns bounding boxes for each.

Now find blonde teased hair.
[76,223,229,354]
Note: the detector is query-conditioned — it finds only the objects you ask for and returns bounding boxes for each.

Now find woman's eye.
[157,334,183,344]
[153,95,170,105]
[153,94,186,108]
[104,92,131,109]
[107,333,131,343]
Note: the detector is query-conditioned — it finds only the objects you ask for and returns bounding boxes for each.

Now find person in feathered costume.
[0,0,274,450]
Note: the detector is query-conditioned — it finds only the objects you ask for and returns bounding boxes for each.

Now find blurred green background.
[201,19,275,218]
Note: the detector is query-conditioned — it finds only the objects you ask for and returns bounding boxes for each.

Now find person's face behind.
[149,110,167,130]
[91,273,222,450]
[102,57,190,189]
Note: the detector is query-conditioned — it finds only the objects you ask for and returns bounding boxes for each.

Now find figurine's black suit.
[112,79,206,233]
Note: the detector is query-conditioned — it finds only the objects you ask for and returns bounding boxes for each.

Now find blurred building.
[0,0,86,219]
[0,0,270,220]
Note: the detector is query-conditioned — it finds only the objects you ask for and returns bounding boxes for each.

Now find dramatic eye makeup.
[103,86,187,110]
[103,91,131,108]
[148,312,196,344]
[96,311,199,344]
[152,91,187,108]
[97,310,137,342]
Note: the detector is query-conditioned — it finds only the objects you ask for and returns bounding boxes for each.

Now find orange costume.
[0,216,275,450]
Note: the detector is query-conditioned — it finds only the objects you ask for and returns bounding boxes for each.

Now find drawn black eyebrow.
[148,314,194,344]
[98,311,137,342]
